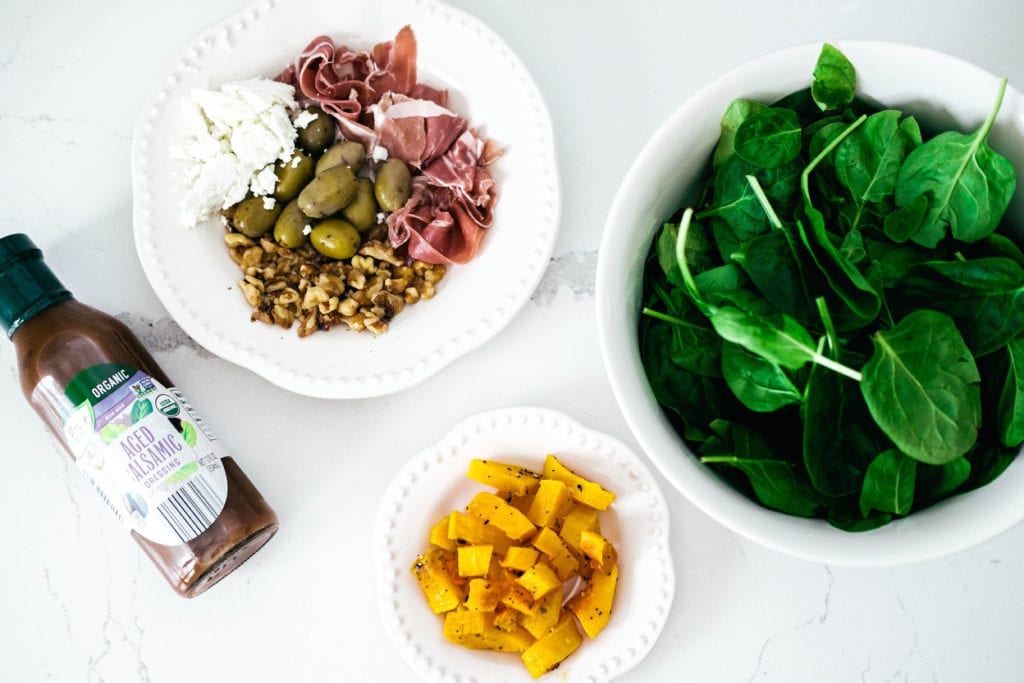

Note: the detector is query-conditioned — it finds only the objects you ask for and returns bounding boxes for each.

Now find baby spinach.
[893,78,1016,247]
[860,310,981,465]
[638,43,1022,530]
[811,43,857,112]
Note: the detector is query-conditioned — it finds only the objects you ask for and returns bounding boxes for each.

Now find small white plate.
[131,0,559,398]
[373,406,674,683]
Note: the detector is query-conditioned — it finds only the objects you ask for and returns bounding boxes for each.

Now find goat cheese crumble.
[174,78,298,229]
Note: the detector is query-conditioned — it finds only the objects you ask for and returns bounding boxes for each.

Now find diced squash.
[429,516,456,551]
[444,610,536,653]
[411,548,465,614]
[567,564,618,639]
[521,587,561,639]
[501,581,536,615]
[466,578,503,612]
[516,561,562,601]
[458,544,494,577]
[502,546,540,573]
[558,504,600,551]
[467,459,542,496]
[579,530,617,570]
[448,511,513,554]
[493,604,521,632]
[521,613,583,679]
[543,454,616,510]
[526,479,573,529]
[467,491,537,540]
[531,526,580,581]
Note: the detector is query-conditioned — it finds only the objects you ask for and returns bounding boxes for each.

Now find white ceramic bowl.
[596,41,1024,566]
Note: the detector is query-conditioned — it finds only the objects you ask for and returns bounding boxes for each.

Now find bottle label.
[61,363,228,546]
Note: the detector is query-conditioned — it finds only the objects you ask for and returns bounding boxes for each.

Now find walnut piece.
[223,235,445,337]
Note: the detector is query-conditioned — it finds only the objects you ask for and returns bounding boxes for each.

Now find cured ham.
[387,178,488,265]
[278,26,500,266]
[372,93,467,168]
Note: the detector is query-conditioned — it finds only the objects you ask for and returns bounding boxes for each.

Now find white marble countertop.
[2,0,1024,681]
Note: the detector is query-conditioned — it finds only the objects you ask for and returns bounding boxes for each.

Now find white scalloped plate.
[131,0,559,398]
[373,407,674,683]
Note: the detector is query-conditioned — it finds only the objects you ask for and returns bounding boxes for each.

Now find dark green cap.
[0,234,72,338]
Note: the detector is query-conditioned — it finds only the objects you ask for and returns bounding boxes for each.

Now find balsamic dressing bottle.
[0,234,278,597]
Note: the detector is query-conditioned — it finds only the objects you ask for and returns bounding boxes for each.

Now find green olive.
[273,152,314,202]
[297,165,358,219]
[233,196,282,238]
[374,158,413,212]
[296,106,336,156]
[316,140,366,176]
[341,178,380,233]
[273,200,312,249]
[310,219,361,260]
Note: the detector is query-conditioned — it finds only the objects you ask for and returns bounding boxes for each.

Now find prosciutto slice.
[277,26,500,266]
[387,178,488,265]
[372,93,466,168]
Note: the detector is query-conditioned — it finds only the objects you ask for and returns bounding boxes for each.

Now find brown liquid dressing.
[4,236,277,597]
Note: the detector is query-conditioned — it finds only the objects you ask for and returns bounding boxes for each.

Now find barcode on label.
[156,477,223,543]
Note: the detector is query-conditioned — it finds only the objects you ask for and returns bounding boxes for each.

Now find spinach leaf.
[964,440,1018,489]
[860,309,981,464]
[734,107,803,169]
[894,256,1024,357]
[702,455,821,517]
[743,229,818,323]
[914,457,971,509]
[721,341,803,412]
[811,43,856,112]
[893,79,1017,247]
[996,335,1024,447]
[834,110,921,228]
[803,360,884,496]
[964,232,1024,268]
[859,448,917,516]
[698,155,801,241]
[798,114,883,330]
[713,98,767,168]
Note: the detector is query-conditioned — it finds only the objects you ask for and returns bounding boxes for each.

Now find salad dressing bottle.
[0,233,278,597]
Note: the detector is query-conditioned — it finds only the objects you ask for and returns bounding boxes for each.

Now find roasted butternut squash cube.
[467,491,536,541]
[579,530,617,570]
[448,511,513,554]
[521,613,583,679]
[568,564,618,639]
[502,546,540,573]
[411,548,465,614]
[501,581,536,615]
[467,459,542,496]
[516,561,562,601]
[521,586,561,639]
[531,526,580,581]
[444,610,536,653]
[429,516,456,551]
[543,454,616,510]
[466,578,503,612]
[558,504,600,551]
[458,544,494,577]
[493,604,521,632]
[526,479,573,529]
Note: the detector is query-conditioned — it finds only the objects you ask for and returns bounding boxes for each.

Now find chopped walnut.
[223,235,445,337]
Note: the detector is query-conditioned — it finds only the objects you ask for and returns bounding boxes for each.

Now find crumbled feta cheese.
[376,212,387,225]
[175,78,298,229]
[262,196,276,211]
[293,109,318,130]
[371,145,389,162]
[302,224,313,236]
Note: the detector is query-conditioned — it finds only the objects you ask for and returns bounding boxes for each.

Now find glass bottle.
[0,233,278,597]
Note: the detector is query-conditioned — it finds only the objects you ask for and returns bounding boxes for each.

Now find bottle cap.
[0,234,72,338]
